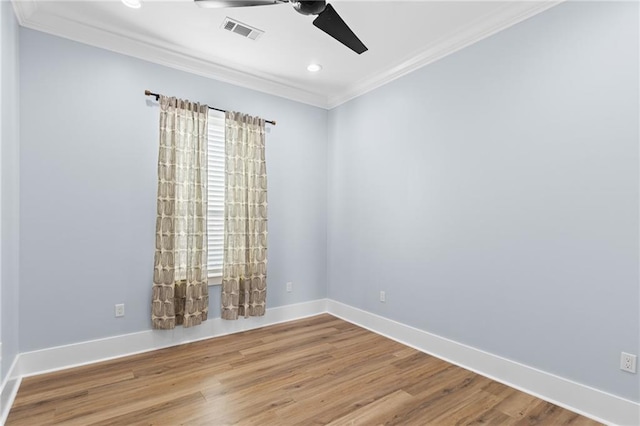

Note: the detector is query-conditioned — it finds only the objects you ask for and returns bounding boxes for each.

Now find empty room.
[0,0,638,424]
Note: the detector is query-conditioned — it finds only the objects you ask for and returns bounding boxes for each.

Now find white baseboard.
[4,298,638,426]
[17,299,327,378]
[0,356,21,425]
[326,300,640,426]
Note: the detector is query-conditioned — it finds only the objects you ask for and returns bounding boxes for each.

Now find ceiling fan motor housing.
[293,1,326,15]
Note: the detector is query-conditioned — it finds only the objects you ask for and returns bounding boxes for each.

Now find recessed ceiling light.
[307,63,322,72]
[122,0,141,9]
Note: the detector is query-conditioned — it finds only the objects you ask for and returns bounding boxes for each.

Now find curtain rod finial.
[145,90,160,101]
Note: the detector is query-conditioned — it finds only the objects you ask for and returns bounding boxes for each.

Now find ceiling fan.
[194,0,368,54]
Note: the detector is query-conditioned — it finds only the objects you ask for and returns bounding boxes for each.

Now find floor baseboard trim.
[325,299,639,426]
[0,356,22,425]
[6,299,638,425]
[17,299,328,380]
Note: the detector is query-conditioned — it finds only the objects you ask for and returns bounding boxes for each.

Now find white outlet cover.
[115,304,125,317]
[620,352,637,373]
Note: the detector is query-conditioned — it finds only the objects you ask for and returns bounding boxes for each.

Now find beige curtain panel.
[152,95,209,330]
[221,112,268,320]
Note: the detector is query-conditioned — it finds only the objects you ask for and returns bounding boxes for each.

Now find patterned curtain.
[221,112,268,320]
[151,96,209,329]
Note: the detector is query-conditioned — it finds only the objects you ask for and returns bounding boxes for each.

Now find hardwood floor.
[7,314,601,425]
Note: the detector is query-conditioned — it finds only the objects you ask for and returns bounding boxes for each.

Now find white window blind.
[207,110,225,283]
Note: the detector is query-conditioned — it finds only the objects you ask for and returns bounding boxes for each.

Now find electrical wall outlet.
[286,282,293,293]
[379,291,386,303]
[115,304,125,318]
[620,352,637,373]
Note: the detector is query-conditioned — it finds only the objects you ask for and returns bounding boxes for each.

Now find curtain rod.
[144,90,276,126]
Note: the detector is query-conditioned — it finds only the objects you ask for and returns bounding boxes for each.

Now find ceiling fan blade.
[312,3,367,54]
[195,0,285,8]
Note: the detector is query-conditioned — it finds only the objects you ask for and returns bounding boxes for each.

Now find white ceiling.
[12,0,560,108]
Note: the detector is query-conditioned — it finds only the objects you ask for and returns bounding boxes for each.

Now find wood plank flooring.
[7,314,601,425]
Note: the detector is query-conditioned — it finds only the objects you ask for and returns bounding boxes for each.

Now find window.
[207,110,225,285]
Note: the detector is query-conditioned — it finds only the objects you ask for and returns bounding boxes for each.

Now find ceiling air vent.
[221,17,264,41]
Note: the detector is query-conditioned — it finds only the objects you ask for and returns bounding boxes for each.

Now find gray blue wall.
[11,0,640,406]
[18,28,327,352]
[1,0,20,383]
[327,1,639,402]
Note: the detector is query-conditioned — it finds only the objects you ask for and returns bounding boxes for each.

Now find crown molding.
[11,0,561,110]
[327,0,563,108]
[11,0,38,25]
[11,1,329,108]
